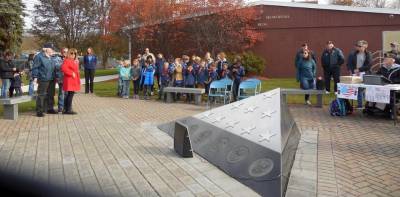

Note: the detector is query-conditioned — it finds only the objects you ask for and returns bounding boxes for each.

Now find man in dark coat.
[321,41,345,93]
[347,40,373,75]
[32,43,57,117]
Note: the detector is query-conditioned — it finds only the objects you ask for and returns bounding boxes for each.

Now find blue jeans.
[122,80,130,97]
[58,83,64,110]
[28,80,35,96]
[300,78,314,101]
[1,79,11,98]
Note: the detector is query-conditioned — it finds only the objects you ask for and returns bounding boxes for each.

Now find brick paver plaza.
[0,93,399,197]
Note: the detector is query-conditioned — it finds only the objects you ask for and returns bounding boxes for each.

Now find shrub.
[227,51,266,75]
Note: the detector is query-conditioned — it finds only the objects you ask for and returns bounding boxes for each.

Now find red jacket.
[62,59,81,91]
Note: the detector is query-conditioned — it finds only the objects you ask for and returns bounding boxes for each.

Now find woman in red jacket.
[61,48,81,114]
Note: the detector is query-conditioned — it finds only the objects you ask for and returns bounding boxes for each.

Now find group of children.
[116,51,245,102]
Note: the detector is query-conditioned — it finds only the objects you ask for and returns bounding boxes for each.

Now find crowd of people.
[295,40,400,106]
[116,48,245,102]
[0,43,97,117]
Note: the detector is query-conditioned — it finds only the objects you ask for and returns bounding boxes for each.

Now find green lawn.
[0,77,336,115]
[79,68,118,78]
[93,78,337,105]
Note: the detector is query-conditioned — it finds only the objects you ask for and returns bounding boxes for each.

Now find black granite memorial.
[158,88,301,197]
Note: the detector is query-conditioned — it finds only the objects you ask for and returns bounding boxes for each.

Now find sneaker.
[325,91,330,94]
[151,92,154,96]
[123,96,129,99]
[306,100,312,105]
[36,112,44,117]
[58,108,63,113]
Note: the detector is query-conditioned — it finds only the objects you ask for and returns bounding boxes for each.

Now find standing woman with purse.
[61,48,81,115]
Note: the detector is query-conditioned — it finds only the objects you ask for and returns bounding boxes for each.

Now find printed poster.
[337,84,358,100]
[365,86,391,104]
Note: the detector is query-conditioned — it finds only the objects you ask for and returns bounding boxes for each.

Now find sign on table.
[337,83,358,100]
[365,86,391,104]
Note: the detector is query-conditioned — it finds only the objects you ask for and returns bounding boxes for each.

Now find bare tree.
[32,0,99,48]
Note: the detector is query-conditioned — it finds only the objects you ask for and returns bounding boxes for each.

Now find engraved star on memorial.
[261,110,277,118]
[230,102,244,110]
[225,121,240,129]
[258,131,276,142]
[200,112,214,120]
[210,116,226,123]
[240,126,256,135]
[244,106,258,113]
[262,92,278,100]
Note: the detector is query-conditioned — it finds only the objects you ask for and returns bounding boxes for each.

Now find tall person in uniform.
[321,41,345,93]
[32,43,57,117]
[83,47,97,94]
[61,48,81,114]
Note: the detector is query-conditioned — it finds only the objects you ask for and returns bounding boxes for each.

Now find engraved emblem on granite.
[227,146,250,164]
[248,158,274,177]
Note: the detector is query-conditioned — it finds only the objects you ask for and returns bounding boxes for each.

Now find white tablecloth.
[337,83,400,104]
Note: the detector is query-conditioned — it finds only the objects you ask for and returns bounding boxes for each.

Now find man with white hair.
[32,43,58,117]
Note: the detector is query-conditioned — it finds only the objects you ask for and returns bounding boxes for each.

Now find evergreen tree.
[0,0,25,52]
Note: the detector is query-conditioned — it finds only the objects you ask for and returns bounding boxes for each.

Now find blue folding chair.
[238,81,258,100]
[208,80,229,108]
[219,78,233,103]
[245,78,262,94]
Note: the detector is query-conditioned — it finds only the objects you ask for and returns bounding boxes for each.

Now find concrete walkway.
[0,93,258,197]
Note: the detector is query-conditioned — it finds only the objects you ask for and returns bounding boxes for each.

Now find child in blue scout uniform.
[159,62,172,101]
[230,56,245,101]
[205,63,218,95]
[143,57,155,100]
[196,61,208,89]
[220,62,231,79]
[184,62,196,103]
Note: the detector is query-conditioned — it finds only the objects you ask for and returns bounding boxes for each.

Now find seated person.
[366,53,400,118]
[377,53,400,84]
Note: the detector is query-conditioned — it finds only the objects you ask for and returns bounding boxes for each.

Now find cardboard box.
[340,76,363,84]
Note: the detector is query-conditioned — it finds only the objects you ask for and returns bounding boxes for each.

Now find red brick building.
[126,1,400,77]
[249,1,400,77]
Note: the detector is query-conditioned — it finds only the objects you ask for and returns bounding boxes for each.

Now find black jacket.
[0,59,16,79]
[346,50,373,74]
[377,64,400,84]
[321,47,344,69]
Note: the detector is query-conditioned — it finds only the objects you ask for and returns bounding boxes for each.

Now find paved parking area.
[0,93,399,197]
